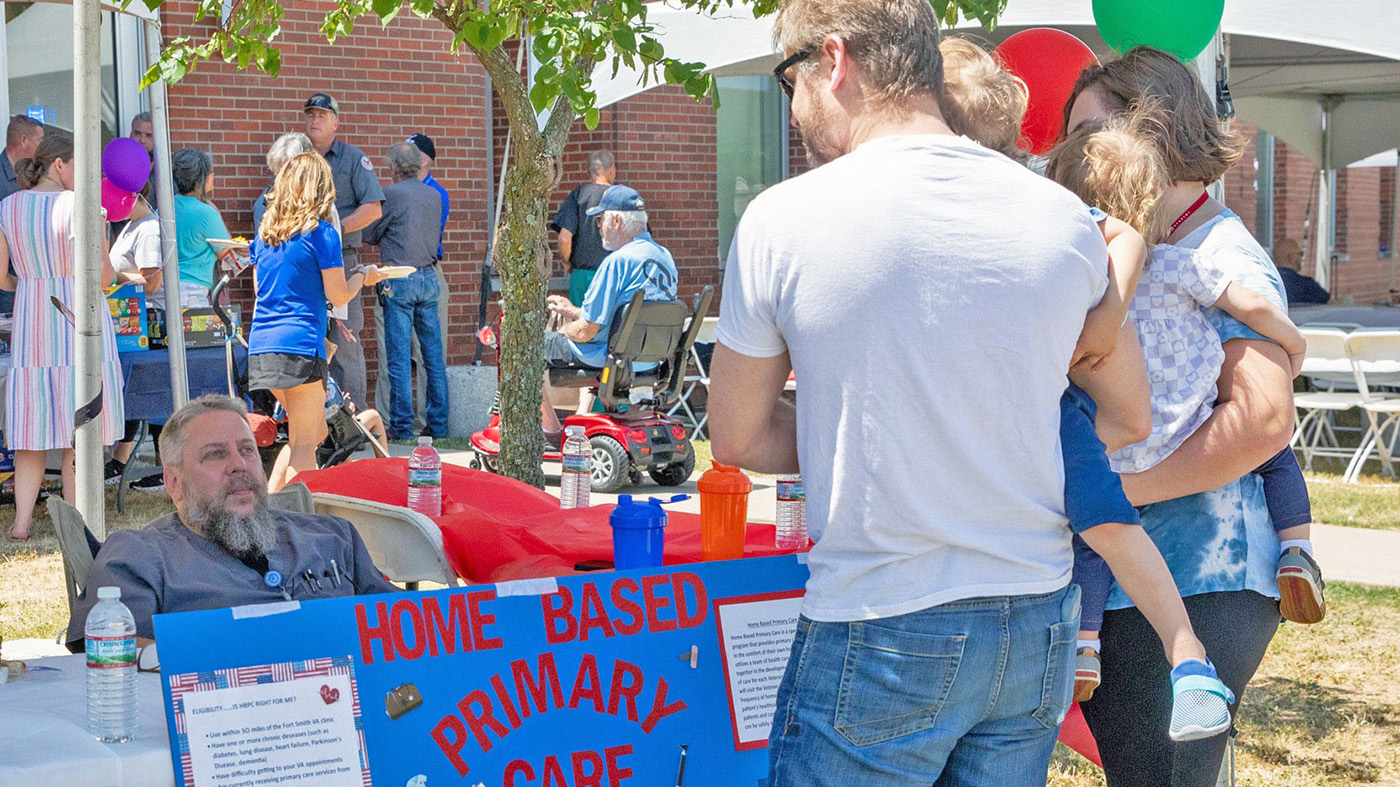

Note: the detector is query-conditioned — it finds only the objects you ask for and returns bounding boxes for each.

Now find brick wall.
[158,0,492,388]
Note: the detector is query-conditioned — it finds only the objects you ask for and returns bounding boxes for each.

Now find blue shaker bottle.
[610,494,689,570]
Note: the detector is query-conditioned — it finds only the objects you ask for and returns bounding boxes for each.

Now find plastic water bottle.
[775,474,807,549]
[560,426,592,509]
[408,436,442,518]
[86,586,138,743]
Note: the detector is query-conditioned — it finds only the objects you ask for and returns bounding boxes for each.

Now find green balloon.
[1093,0,1224,60]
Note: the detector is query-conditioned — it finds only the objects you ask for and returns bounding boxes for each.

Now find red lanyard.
[1162,191,1210,242]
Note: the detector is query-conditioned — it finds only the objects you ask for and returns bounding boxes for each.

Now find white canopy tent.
[3,0,185,536]
[595,0,1400,285]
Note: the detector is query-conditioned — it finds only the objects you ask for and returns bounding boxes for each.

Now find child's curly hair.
[938,36,1029,161]
[1045,105,1172,242]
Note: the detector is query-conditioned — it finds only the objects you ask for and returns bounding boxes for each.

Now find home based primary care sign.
[154,555,809,786]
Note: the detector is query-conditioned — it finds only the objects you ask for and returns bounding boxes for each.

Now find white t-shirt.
[718,134,1109,622]
[110,214,164,310]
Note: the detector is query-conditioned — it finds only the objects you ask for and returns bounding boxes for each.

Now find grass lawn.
[3,446,1398,784]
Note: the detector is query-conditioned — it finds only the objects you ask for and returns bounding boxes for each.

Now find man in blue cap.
[539,184,678,433]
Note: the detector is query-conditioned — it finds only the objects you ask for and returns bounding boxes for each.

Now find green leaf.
[638,37,662,63]
[529,77,560,114]
[371,0,401,24]
[584,107,600,130]
[611,27,636,54]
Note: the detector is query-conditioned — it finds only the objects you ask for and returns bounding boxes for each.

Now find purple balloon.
[101,177,138,222]
[102,137,151,193]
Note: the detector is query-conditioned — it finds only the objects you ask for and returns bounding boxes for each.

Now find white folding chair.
[1292,329,1367,470]
[1342,331,1400,482]
[311,493,459,589]
[668,316,717,438]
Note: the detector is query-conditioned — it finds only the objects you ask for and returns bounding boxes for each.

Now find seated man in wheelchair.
[541,184,678,436]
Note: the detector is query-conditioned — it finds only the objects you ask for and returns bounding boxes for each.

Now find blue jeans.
[768,585,1080,787]
[378,267,449,437]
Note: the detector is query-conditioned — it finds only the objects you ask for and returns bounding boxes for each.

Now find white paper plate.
[208,238,250,251]
[378,266,417,279]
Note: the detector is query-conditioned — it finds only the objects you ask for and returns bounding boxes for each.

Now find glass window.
[6,2,121,143]
[715,75,785,263]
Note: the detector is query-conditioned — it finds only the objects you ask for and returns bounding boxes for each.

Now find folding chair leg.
[1345,417,1381,483]
[1378,415,1400,478]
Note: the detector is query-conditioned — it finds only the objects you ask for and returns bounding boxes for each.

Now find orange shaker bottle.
[697,462,753,561]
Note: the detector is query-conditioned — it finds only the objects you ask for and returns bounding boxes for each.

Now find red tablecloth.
[296,458,798,584]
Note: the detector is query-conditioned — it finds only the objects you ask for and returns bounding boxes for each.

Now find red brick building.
[6,2,1395,396]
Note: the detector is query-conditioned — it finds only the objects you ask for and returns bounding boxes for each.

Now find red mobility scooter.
[469,286,713,492]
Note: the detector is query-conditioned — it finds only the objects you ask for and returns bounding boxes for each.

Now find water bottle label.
[87,635,136,668]
[409,469,441,487]
[562,454,591,473]
[777,479,805,501]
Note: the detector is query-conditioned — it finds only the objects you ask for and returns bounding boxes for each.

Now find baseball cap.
[586,184,645,216]
[304,93,339,116]
[406,133,436,160]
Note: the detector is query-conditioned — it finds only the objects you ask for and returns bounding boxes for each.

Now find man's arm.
[1119,338,1294,505]
[708,343,799,474]
[341,202,382,234]
[558,229,574,272]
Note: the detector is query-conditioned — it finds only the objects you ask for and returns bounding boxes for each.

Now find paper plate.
[208,238,250,251]
[378,266,417,279]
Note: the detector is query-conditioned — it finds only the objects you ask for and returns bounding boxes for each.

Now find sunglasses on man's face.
[773,47,816,100]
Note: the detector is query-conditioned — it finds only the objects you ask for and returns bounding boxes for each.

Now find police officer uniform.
[307,92,385,411]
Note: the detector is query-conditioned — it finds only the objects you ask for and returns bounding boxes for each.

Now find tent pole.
[144,18,190,409]
[74,0,105,537]
[1315,98,1338,291]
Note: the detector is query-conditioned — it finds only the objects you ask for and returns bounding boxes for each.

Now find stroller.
[209,272,386,475]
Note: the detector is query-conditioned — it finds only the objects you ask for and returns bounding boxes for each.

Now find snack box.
[105,282,149,352]
[147,305,243,349]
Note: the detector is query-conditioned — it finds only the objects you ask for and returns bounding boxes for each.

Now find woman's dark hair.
[171,148,214,198]
[1062,46,1244,185]
[16,136,75,190]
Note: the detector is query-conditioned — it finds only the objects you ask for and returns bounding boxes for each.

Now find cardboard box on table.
[105,282,148,352]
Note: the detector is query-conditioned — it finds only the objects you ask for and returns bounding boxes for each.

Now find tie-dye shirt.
[1106,210,1284,609]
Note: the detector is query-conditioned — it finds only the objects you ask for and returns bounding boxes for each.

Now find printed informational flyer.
[713,591,805,749]
[168,657,370,787]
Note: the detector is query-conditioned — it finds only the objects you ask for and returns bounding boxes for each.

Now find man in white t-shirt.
[708,0,1109,783]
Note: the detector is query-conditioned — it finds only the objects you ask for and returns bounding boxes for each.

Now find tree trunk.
[493,146,557,488]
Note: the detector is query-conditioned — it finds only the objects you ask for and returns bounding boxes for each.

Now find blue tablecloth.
[119,346,246,423]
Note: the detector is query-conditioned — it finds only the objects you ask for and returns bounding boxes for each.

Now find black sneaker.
[104,458,127,486]
[130,473,166,492]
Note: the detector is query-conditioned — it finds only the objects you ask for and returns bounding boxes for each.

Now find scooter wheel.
[648,452,696,487]
[589,436,631,493]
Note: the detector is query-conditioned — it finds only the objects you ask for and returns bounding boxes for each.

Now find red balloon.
[994,28,1099,155]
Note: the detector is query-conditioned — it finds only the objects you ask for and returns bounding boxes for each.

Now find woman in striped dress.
[0,136,125,540]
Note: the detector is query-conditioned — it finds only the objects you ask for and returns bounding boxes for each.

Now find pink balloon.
[101,177,138,222]
[102,137,151,193]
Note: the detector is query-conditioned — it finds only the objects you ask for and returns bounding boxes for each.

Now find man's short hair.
[159,395,249,467]
[774,0,944,108]
[266,132,315,173]
[606,210,649,238]
[587,150,615,177]
[131,111,153,128]
[6,115,43,148]
[386,141,424,180]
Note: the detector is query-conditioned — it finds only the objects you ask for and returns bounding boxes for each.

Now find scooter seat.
[547,367,664,390]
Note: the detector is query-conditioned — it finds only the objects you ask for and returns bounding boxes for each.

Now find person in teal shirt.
[171,148,231,305]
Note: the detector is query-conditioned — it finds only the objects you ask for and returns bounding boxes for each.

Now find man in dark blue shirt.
[1275,238,1329,306]
[551,150,615,304]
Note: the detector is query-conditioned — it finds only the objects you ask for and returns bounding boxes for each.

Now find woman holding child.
[1061,48,1308,787]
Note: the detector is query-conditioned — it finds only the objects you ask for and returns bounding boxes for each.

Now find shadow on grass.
[1238,673,1398,783]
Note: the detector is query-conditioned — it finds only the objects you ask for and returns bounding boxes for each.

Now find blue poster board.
[155,556,810,787]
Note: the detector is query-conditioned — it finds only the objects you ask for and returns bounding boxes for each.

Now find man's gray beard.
[189,496,279,558]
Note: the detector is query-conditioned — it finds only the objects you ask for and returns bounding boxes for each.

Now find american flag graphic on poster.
[167,655,371,787]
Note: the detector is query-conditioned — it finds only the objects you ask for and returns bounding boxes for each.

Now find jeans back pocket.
[834,622,966,746]
[1032,620,1078,728]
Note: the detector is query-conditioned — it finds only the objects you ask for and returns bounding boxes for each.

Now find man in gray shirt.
[305,92,385,411]
[69,396,398,645]
[362,141,450,439]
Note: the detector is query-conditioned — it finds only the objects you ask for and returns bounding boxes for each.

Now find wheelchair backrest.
[607,292,692,365]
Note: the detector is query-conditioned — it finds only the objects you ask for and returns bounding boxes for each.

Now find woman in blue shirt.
[170,149,231,306]
[1065,48,1298,787]
[250,152,382,492]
